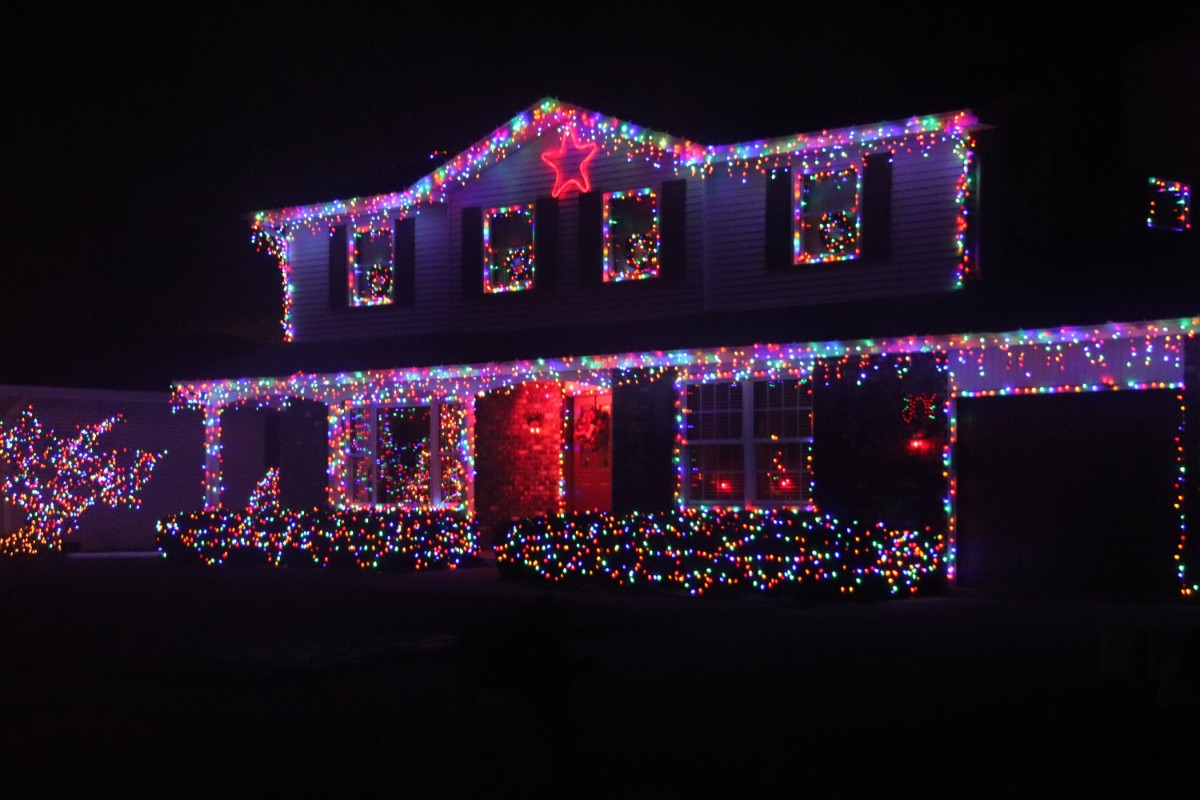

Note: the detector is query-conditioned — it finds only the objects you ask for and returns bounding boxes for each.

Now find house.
[172,92,1198,598]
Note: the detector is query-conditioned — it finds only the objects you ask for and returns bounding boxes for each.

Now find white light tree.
[0,406,163,556]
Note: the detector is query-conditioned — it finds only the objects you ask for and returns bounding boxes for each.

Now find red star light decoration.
[541,128,598,198]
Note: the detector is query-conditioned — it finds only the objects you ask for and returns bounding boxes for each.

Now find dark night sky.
[3,8,1191,389]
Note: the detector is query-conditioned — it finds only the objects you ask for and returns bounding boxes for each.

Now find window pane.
[345,409,372,454]
[484,205,535,292]
[604,189,660,282]
[755,443,807,502]
[438,404,467,507]
[685,383,743,441]
[349,454,374,506]
[352,228,394,305]
[687,444,744,503]
[1147,178,1191,231]
[753,380,813,439]
[796,165,860,263]
[377,407,431,506]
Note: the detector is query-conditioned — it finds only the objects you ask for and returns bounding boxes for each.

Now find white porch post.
[327,403,347,508]
[465,396,477,517]
[202,403,222,511]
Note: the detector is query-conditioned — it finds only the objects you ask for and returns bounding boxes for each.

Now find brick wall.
[473,382,564,542]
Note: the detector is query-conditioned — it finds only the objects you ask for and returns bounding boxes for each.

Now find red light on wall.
[717,479,733,494]
[907,435,936,456]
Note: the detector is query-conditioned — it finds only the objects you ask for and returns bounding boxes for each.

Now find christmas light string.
[495,508,943,597]
[173,320,1196,594]
[250,100,977,339]
[1147,177,1191,231]
[2,407,163,556]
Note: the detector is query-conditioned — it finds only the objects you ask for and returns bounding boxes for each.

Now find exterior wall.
[0,387,206,552]
[285,127,967,344]
[811,354,948,528]
[472,382,564,540]
[705,144,965,310]
[290,141,703,342]
[217,405,267,511]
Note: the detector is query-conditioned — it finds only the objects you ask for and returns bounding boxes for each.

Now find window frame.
[340,401,468,510]
[602,187,661,282]
[682,378,813,509]
[793,163,863,264]
[348,223,396,307]
[482,203,537,293]
[1146,178,1192,232]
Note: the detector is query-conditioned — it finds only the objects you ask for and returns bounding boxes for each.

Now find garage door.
[954,390,1181,597]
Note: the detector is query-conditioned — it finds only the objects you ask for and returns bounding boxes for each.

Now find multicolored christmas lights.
[350,225,395,306]
[603,188,660,282]
[794,165,860,264]
[1,407,163,556]
[496,508,944,596]
[157,506,478,570]
[249,99,977,339]
[174,318,1198,595]
[483,204,536,293]
[1147,177,1191,231]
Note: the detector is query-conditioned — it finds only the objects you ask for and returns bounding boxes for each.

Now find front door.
[571,394,612,513]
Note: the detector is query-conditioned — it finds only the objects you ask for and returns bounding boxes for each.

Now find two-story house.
[174,96,1198,598]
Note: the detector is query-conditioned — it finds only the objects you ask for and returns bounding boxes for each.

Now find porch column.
[202,403,222,511]
[465,397,476,517]
[326,403,348,508]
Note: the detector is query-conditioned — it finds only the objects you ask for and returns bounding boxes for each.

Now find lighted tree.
[0,406,163,556]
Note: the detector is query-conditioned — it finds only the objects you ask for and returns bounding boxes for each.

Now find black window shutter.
[659,179,688,280]
[765,168,793,270]
[577,191,603,285]
[394,217,416,306]
[535,196,558,291]
[328,224,348,309]
[860,153,893,261]
[461,207,482,297]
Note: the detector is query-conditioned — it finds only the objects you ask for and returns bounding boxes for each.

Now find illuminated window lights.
[794,165,861,264]
[1147,178,1191,232]
[483,205,535,293]
[603,188,660,282]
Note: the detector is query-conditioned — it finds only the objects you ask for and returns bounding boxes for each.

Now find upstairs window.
[794,165,861,264]
[351,226,395,306]
[483,204,536,293]
[1147,178,1191,231]
[603,188,660,282]
[683,379,813,507]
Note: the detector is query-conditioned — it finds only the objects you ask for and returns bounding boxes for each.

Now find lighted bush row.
[156,508,479,570]
[495,508,945,596]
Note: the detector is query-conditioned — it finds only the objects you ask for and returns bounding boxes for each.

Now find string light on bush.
[158,507,478,570]
[496,508,943,597]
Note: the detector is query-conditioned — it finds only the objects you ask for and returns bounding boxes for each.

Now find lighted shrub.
[495,508,944,597]
[157,508,478,571]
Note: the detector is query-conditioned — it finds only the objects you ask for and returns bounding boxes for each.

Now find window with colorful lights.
[603,188,660,282]
[349,225,395,306]
[794,165,861,264]
[483,204,536,293]
[684,380,813,507]
[343,403,467,510]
